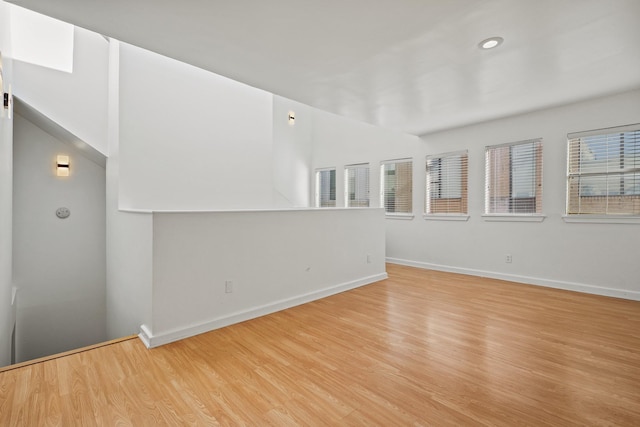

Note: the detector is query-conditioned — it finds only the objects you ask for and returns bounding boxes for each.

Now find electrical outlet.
[225,280,233,293]
[367,254,371,264]
[505,254,512,263]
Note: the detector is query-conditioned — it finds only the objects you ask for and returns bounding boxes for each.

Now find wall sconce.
[3,92,10,120]
[3,85,12,120]
[56,155,70,177]
[0,77,13,119]
[288,111,295,125]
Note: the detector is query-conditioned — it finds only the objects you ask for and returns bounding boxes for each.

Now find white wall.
[317,90,640,300]
[272,96,312,207]
[104,206,152,339]
[116,44,398,348]
[105,40,152,339]
[0,0,14,366]
[119,43,275,211]
[13,26,109,155]
[311,108,421,209]
[143,208,387,347]
[12,114,106,362]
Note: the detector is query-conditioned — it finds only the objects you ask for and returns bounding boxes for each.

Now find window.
[426,151,468,215]
[381,159,413,215]
[345,164,370,207]
[315,168,336,207]
[567,124,640,216]
[485,139,543,215]
[10,4,74,73]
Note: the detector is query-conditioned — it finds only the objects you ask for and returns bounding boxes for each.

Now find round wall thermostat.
[56,207,71,219]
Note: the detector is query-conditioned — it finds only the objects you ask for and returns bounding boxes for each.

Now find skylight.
[10,4,74,73]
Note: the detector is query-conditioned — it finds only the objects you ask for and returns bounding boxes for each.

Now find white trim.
[140,273,388,348]
[562,215,640,224]
[386,257,640,301]
[426,149,468,160]
[147,206,384,215]
[138,324,152,348]
[423,214,469,221]
[380,157,412,165]
[485,137,542,150]
[385,214,414,220]
[568,123,640,139]
[482,214,545,222]
[118,208,153,214]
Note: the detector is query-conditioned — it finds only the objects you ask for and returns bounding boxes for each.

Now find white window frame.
[315,167,336,208]
[564,123,640,224]
[425,150,469,221]
[344,163,370,208]
[380,158,414,219]
[483,139,544,222]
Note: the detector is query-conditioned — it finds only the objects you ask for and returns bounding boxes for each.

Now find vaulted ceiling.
[7,0,640,135]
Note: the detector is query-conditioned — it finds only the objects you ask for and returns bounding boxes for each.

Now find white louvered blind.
[345,164,370,207]
[567,124,640,215]
[426,151,468,214]
[315,168,336,207]
[485,139,543,214]
[381,159,413,214]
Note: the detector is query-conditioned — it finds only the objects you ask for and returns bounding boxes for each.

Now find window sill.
[385,214,415,220]
[562,215,640,224]
[482,214,546,222]
[423,214,470,222]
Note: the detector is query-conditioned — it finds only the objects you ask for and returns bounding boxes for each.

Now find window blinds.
[567,125,640,215]
[381,160,413,214]
[345,164,370,207]
[426,151,468,214]
[485,139,543,214]
[316,168,336,207]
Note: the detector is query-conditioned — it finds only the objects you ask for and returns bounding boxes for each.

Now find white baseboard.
[138,324,152,348]
[386,257,640,302]
[138,272,388,348]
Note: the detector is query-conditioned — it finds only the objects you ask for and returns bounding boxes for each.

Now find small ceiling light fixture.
[288,111,295,125]
[479,36,504,50]
[56,155,70,177]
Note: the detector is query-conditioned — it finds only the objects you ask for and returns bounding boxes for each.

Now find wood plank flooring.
[1,264,639,426]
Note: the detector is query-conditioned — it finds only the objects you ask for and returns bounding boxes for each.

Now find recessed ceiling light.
[479,37,504,50]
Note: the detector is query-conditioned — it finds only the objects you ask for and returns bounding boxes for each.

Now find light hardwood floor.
[1,264,639,426]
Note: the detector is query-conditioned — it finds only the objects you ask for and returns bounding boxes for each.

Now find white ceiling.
[7,0,640,135]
